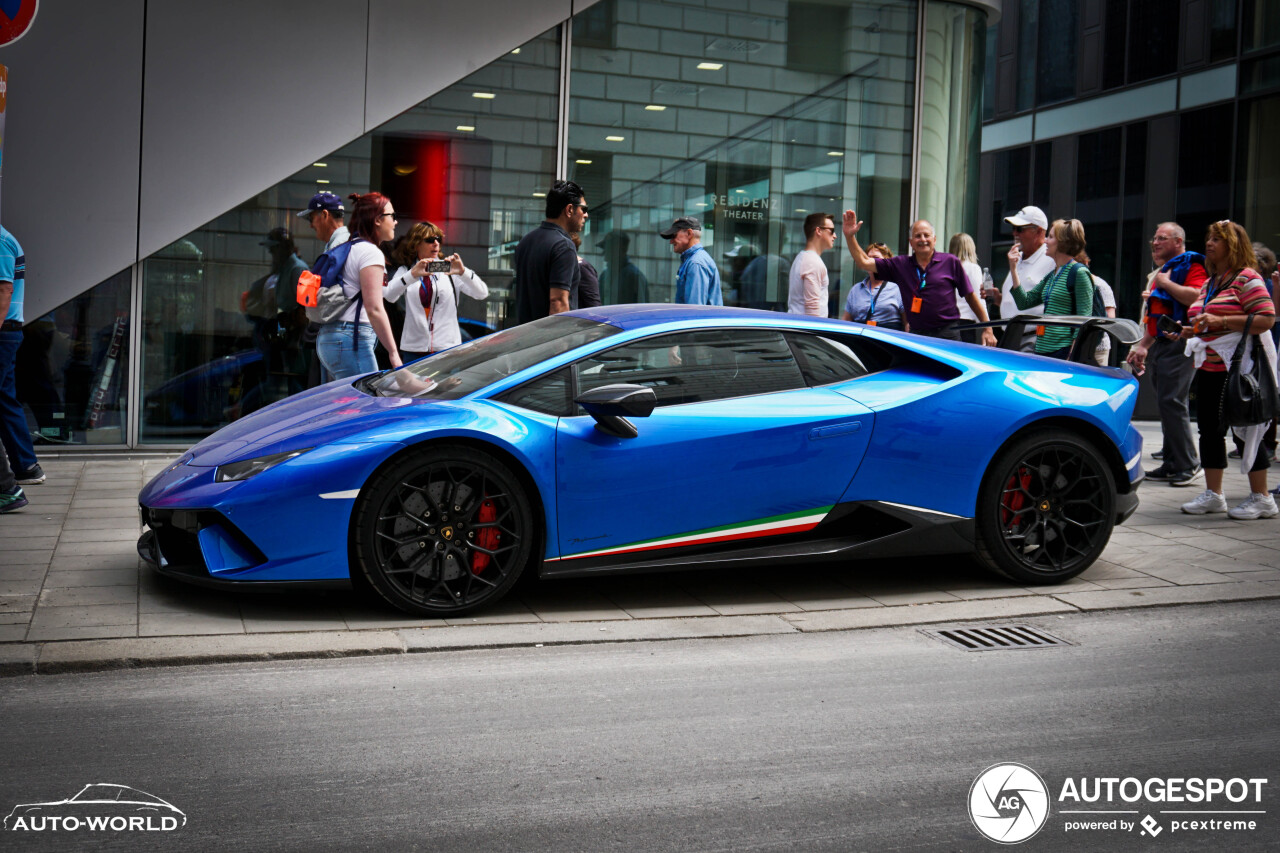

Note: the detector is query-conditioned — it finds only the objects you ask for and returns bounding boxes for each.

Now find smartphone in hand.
[1156,315,1183,339]
[426,260,452,273]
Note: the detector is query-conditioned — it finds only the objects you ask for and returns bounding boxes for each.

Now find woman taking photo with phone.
[315,192,404,379]
[384,221,489,361]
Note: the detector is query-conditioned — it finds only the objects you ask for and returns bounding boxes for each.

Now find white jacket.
[1185,330,1279,475]
[384,265,489,352]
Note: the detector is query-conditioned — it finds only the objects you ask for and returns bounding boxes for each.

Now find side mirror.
[575,383,657,438]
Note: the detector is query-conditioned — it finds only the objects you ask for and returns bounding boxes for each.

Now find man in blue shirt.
[0,225,43,496]
[660,217,722,306]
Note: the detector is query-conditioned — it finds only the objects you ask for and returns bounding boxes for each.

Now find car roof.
[567,303,792,331]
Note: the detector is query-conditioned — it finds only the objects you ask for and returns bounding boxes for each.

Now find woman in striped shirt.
[1178,220,1277,519]
[1007,218,1095,359]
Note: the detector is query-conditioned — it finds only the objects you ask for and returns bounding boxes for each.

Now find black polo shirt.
[514,222,581,324]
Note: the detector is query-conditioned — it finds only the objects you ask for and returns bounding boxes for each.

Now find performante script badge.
[968,763,1050,844]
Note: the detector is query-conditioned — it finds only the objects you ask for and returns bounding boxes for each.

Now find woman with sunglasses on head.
[315,193,404,379]
[1177,220,1277,519]
[384,221,489,362]
[1007,218,1095,359]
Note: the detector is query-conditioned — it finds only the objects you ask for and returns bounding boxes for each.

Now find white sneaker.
[1228,492,1280,520]
[1181,489,1228,515]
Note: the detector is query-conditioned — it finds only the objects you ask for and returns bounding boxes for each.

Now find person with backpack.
[1007,218,1096,359]
[313,192,403,379]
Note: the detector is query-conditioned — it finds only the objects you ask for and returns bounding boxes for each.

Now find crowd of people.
[2,181,1278,524]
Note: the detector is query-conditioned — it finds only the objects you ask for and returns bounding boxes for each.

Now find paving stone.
[49,554,141,572]
[27,624,139,642]
[138,612,247,636]
[40,585,137,607]
[44,568,141,588]
[35,631,405,673]
[0,593,37,612]
[27,603,136,630]
[782,597,1078,632]
[401,615,797,651]
[0,642,36,674]
[1051,580,1280,611]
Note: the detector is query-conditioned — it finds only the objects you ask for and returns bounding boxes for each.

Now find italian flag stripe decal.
[551,505,833,562]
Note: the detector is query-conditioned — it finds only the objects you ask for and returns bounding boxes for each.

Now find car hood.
[184,379,457,467]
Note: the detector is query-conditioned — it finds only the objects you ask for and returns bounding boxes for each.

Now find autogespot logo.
[968,763,1050,844]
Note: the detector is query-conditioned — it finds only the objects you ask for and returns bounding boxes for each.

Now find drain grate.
[920,623,1073,652]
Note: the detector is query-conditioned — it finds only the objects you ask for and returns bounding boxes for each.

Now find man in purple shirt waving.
[842,210,996,346]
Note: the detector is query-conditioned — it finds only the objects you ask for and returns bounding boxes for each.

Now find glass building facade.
[978,0,1280,323]
[17,0,988,448]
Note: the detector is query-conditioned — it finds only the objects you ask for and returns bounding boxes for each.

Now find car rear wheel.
[974,429,1115,584]
[353,446,534,616]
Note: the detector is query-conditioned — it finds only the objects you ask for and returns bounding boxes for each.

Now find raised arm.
[841,210,878,274]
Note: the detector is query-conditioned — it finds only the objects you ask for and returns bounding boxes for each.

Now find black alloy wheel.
[974,429,1116,584]
[354,446,535,616]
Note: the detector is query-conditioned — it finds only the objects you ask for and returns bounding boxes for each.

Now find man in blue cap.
[297,191,348,252]
[661,216,722,305]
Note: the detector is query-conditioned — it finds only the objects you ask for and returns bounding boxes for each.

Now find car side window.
[574,328,806,408]
[787,332,891,385]
[496,367,572,416]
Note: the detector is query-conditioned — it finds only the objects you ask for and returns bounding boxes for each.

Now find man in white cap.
[997,205,1055,352]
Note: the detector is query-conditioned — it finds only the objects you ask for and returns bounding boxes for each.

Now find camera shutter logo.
[968,763,1050,844]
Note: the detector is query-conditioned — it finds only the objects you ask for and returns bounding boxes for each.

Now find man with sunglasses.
[998,205,1055,352]
[515,180,585,324]
[787,213,836,316]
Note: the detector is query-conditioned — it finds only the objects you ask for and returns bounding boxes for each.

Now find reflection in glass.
[16,270,131,446]
[138,28,560,443]
[919,1,986,245]
[569,0,919,313]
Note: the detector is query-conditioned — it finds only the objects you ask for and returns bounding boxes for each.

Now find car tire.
[353,445,535,616]
[974,428,1115,585]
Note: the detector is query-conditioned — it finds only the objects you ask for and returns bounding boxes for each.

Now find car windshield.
[366,315,619,400]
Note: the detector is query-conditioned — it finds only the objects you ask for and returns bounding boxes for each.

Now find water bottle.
[982,267,994,300]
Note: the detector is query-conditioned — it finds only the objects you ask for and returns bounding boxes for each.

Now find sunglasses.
[423,236,443,244]
[378,212,398,221]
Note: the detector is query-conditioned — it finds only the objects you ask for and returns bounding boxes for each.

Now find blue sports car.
[138,305,1144,616]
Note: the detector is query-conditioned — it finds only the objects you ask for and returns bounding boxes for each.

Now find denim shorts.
[316,322,378,380]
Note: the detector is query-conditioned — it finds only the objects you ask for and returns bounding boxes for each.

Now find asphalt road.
[2,601,1277,852]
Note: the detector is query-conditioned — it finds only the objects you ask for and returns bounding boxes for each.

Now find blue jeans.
[0,330,38,472]
[316,322,378,380]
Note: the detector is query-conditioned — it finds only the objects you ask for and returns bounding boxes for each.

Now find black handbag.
[1223,315,1278,428]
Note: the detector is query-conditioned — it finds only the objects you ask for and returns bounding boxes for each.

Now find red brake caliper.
[470,498,500,574]
[1000,467,1032,530]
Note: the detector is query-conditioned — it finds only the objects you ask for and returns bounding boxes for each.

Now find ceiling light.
[605,135,624,142]
[795,209,808,213]
[473,92,496,99]
[644,105,667,111]
[697,62,723,70]
[511,48,521,54]
[827,151,844,157]
[315,179,330,184]
[576,159,593,165]
[532,192,547,198]
[734,189,746,194]
[456,125,475,132]
[312,162,327,168]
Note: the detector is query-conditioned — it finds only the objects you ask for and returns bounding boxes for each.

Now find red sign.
[0,0,38,48]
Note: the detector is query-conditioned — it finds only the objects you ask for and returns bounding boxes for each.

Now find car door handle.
[809,422,862,440]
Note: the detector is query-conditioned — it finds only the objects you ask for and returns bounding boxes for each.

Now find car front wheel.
[974,429,1116,584]
[353,446,535,616]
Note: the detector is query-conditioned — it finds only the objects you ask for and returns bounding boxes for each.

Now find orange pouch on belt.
[297,271,321,307]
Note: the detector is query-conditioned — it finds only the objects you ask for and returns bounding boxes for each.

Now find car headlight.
[214,448,313,482]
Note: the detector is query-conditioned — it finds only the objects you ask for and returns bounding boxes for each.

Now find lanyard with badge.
[862,280,885,326]
[910,265,926,314]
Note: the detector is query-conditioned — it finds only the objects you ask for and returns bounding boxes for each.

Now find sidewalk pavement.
[2,423,1278,675]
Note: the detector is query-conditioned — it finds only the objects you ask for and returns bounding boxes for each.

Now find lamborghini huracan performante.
[139,305,1143,616]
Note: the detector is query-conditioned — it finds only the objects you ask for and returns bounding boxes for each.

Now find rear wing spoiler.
[960,315,1143,367]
